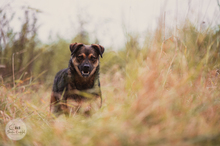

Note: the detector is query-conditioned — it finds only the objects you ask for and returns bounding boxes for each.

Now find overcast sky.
[1,0,220,49]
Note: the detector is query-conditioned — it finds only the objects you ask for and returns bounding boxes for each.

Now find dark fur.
[50,43,104,116]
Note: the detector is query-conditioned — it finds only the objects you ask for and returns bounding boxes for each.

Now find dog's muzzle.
[81,64,90,77]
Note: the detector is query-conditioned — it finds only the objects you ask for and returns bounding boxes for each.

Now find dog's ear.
[91,44,105,58]
[69,43,84,56]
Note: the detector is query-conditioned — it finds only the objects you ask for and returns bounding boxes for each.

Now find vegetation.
[1,2,220,146]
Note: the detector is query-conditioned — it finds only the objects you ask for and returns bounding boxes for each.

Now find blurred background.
[0,0,220,87]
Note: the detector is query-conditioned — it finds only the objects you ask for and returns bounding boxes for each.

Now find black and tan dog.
[50,43,104,116]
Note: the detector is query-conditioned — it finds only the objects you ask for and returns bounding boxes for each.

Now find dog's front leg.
[50,92,63,116]
[50,92,70,117]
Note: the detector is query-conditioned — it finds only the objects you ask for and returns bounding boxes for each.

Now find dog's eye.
[77,56,83,60]
[90,56,96,61]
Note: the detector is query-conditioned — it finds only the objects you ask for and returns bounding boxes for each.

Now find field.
[1,29,220,145]
[1,2,220,145]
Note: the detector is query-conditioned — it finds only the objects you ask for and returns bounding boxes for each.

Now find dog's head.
[69,43,105,78]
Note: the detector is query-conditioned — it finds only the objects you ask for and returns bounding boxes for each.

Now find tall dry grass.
[1,22,220,146]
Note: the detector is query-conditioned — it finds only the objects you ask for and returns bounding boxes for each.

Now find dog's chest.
[70,82,94,90]
[67,77,95,91]
[67,79,95,100]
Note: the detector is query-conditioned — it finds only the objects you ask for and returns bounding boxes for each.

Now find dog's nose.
[83,64,90,70]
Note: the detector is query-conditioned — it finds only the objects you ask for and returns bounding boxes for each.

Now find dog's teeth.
[82,71,89,75]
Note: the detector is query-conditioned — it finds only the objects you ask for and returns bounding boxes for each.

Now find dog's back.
[52,68,69,93]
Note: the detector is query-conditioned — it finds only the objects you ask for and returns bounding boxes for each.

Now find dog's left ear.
[91,44,105,58]
[70,43,84,56]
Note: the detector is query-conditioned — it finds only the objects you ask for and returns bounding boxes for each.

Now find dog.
[50,43,104,116]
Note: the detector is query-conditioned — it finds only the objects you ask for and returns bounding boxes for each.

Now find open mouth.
[82,70,90,76]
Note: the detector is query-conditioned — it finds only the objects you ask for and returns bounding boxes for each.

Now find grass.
[1,29,220,145]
